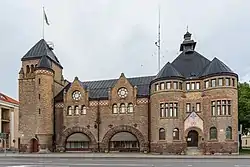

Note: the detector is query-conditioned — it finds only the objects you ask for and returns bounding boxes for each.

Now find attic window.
[186,83,190,90]
[225,78,230,86]
[160,82,165,90]
[155,84,159,91]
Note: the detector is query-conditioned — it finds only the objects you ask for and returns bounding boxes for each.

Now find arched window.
[31,65,34,73]
[120,103,126,113]
[67,106,72,116]
[26,65,30,74]
[81,105,87,115]
[226,126,232,139]
[127,103,133,113]
[159,128,165,140]
[210,127,217,140]
[75,106,79,115]
[112,104,118,114]
[173,128,179,140]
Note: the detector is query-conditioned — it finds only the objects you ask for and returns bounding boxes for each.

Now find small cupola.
[180,31,197,53]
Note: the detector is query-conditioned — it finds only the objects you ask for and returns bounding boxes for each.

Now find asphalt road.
[0,158,249,167]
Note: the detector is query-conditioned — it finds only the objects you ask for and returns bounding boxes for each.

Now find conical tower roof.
[201,57,236,77]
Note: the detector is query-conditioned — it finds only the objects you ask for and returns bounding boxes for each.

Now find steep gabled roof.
[37,55,52,70]
[54,75,155,101]
[21,39,62,68]
[154,62,183,81]
[172,51,211,78]
[0,93,19,105]
[201,57,235,77]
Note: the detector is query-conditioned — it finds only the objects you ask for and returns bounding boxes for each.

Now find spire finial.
[187,25,189,32]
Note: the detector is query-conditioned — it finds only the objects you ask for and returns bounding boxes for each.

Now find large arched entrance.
[59,126,98,152]
[101,125,148,152]
[187,130,198,147]
[66,133,90,151]
[29,138,39,152]
[109,132,139,152]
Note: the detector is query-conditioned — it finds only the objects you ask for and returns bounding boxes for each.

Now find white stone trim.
[136,98,148,104]
[55,103,64,108]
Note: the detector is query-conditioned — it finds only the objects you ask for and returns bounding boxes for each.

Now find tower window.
[38,78,41,84]
[38,94,40,100]
[39,109,41,114]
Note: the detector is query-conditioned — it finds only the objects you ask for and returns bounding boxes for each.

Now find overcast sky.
[0,0,249,99]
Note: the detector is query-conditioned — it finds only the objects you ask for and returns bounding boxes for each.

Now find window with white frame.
[191,82,195,90]
[196,103,201,112]
[81,105,87,115]
[173,82,178,89]
[159,102,178,118]
[205,80,209,88]
[127,103,134,113]
[225,78,230,86]
[155,84,159,91]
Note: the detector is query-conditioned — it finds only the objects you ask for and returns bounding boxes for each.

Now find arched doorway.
[109,132,139,152]
[187,130,198,147]
[65,133,90,151]
[30,138,38,152]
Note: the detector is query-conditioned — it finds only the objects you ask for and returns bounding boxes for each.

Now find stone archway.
[58,126,97,152]
[101,125,148,152]
[185,127,203,148]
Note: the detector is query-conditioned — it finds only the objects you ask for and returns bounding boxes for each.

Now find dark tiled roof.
[54,76,155,101]
[21,39,62,68]
[201,57,235,77]
[154,62,183,81]
[37,55,52,70]
[172,51,211,78]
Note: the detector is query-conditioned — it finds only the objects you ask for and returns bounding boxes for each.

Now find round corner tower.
[34,55,54,151]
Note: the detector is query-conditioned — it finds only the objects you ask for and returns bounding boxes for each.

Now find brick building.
[0,92,20,150]
[18,31,238,154]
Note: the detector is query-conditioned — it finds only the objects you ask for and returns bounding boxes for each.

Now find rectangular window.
[160,103,165,117]
[218,78,223,86]
[191,82,195,90]
[186,103,191,112]
[232,78,235,87]
[169,103,173,117]
[217,101,221,115]
[186,83,190,90]
[222,100,226,115]
[211,79,216,87]
[179,82,182,90]
[196,82,200,89]
[166,82,171,89]
[160,82,165,90]
[205,81,209,88]
[173,103,178,117]
[165,103,168,117]
[196,103,201,112]
[227,100,231,115]
[155,84,159,91]
[173,82,178,89]
[226,78,230,86]
[211,101,216,116]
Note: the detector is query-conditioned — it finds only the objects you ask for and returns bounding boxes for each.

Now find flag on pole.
[43,8,50,25]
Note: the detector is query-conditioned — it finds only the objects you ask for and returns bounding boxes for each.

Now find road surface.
[0,157,249,167]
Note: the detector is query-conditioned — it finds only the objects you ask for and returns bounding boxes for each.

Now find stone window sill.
[225,139,234,142]
[173,140,181,142]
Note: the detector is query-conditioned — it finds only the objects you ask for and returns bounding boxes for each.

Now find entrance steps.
[186,147,203,155]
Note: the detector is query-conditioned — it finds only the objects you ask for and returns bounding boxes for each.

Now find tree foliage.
[238,82,250,135]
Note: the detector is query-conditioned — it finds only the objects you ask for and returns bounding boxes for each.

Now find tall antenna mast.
[155,5,161,72]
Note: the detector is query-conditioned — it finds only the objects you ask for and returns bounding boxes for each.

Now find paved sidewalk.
[0,152,249,159]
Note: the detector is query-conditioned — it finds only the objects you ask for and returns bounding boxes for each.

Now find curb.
[0,155,249,159]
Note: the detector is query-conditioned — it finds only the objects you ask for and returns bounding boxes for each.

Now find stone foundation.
[150,142,187,154]
[201,141,238,154]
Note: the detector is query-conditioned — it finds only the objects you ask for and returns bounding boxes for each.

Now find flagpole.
[42,6,44,39]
